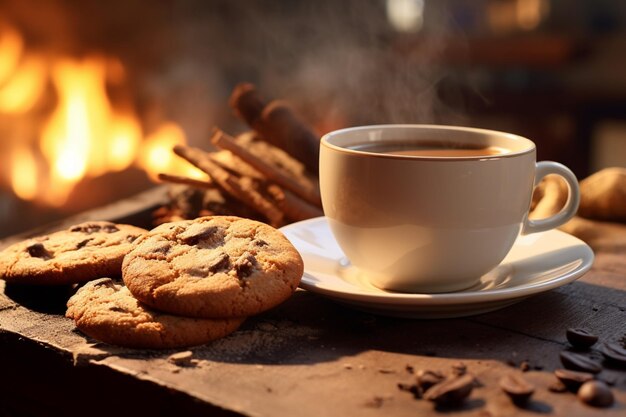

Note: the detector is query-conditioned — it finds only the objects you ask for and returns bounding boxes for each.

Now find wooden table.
[0,187,624,417]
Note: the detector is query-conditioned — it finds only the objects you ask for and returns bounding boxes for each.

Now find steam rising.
[1,0,471,139]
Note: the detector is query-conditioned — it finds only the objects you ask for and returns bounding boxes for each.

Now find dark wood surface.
[0,187,624,417]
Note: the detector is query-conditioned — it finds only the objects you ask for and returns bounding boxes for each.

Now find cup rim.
[321,124,536,160]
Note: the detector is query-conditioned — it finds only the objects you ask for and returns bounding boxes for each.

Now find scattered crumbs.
[343,363,353,370]
[168,351,194,366]
[397,382,421,398]
[195,320,320,361]
[451,362,467,376]
[520,360,530,372]
[257,322,278,332]
[548,381,568,393]
[364,395,390,409]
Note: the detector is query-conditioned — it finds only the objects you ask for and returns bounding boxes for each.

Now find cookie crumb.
[168,351,194,366]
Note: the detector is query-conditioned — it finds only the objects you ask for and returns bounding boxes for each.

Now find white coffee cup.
[320,125,580,293]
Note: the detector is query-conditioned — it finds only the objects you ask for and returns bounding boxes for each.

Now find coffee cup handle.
[521,161,580,235]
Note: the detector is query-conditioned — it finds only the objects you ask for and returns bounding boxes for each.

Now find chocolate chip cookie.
[122,216,303,318]
[0,221,147,285]
[66,278,244,349]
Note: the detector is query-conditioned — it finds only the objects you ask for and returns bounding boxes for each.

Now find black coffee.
[349,141,508,157]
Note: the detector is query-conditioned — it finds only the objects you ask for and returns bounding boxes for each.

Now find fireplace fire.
[0,22,203,210]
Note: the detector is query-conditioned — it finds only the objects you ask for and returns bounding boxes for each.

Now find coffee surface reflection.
[350,141,508,157]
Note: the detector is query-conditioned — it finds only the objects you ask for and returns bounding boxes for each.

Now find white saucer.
[281,217,594,319]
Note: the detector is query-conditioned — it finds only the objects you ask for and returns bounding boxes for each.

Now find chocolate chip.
[560,351,602,374]
[577,381,614,408]
[152,242,172,255]
[108,306,128,313]
[254,239,269,247]
[566,328,598,349]
[26,242,52,260]
[126,235,139,243]
[423,374,475,407]
[102,224,120,233]
[180,225,220,246]
[416,369,445,391]
[76,238,93,249]
[234,252,257,278]
[554,368,595,392]
[208,253,230,273]
[600,342,626,366]
[499,374,534,405]
[70,222,118,234]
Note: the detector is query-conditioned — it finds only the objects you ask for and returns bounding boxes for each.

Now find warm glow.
[386,0,425,33]
[0,55,47,113]
[108,115,141,171]
[516,0,550,30]
[138,123,205,181]
[1,25,194,207]
[38,57,145,206]
[0,24,23,85]
[10,147,38,201]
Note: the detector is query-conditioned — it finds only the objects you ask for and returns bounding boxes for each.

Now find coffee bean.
[554,368,594,392]
[577,380,614,408]
[566,328,598,349]
[600,342,626,366]
[416,369,445,391]
[499,374,534,405]
[424,374,474,407]
[559,351,602,374]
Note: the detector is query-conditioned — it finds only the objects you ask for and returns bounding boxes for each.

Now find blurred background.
[0,0,625,237]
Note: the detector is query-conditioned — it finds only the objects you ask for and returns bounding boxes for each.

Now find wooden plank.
[0,190,625,417]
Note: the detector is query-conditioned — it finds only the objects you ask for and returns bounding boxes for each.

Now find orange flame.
[10,146,38,201]
[0,25,197,207]
[0,23,23,85]
[138,123,205,181]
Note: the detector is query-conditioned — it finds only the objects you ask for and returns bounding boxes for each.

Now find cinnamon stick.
[229,83,320,176]
[266,185,323,222]
[173,145,285,227]
[211,128,322,207]
[229,83,265,127]
[157,173,215,189]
